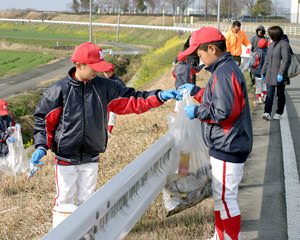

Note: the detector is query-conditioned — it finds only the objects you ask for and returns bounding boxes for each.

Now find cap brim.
[87,60,112,72]
[181,45,199,57]
[0,110,9,116]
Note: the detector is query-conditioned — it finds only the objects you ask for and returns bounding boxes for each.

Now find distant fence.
[0,18,194,33]
[1,18,300,36]
[42,133,175,240]
[175,23,300,36]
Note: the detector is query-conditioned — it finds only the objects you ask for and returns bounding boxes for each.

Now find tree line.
[69,0,285,19]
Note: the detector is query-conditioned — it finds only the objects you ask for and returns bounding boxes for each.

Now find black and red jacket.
[250,47,268,77]
[34,67,164,165]
[0,115,15,157]
[192,52,253,163]
[173,62,204,89]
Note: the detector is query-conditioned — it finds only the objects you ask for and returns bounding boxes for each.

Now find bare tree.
[80,0,90,12]
[166,0,178,15]
[70,0,80,13]
[245,0,255,17]
[178,0,193,15]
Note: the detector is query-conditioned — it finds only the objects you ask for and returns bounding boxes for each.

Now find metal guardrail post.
[42,133,175,240]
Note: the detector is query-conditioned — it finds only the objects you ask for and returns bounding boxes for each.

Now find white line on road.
[280,107,300,239]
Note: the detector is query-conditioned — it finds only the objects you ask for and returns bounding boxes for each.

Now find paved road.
[238,38,300,240]
[0,41,144,99]
[0,56,73,99]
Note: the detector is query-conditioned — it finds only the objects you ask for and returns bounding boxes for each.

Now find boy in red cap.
[0,99,16,158]
[179,27,253,240]
[250,38,268,104]
[173,51,204,89]
[103,63,126,136]
[29,42,182,225]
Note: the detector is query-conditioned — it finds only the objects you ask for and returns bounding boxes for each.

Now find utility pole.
[116,0,120,43]
[217,0,220,30]
[89,0,92,42]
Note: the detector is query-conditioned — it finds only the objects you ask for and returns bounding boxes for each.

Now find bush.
[133,35,186,89]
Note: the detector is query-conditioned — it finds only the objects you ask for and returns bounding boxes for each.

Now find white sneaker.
[273,113,281,120]
[257,97,263,104]
[108,131,112,137]
[261,112,271,121]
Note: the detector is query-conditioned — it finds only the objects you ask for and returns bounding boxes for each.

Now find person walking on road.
[261,26,291,121]
[250,38,268,104]
[28,42,182,226]
[179,27,253,240]
[225,21,251,66]
[249,25,268,86]
[173,35,200,84]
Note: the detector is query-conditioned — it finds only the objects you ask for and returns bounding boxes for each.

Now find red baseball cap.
[177,51,187,62]
[103,63,115,72]
[258,38,268,48]
[182,27,226,56]
[0,99,9,116]
[70,42,111,72]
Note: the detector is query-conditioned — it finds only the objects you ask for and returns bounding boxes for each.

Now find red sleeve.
[108,89,163,115]
[253,54,259,68]
[194,88,205,103]
[45,107,63,148]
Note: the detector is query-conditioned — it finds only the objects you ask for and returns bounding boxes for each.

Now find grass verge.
[0,50,55,78]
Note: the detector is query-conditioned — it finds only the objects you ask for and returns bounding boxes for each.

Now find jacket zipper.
[81,82,87,164]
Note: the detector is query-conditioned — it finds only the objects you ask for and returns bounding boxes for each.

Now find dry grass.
[0,69,214,239]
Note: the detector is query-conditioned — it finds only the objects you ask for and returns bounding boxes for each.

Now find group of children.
[4,23,275,239]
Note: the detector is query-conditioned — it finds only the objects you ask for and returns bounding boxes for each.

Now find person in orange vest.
[225,21,251,66]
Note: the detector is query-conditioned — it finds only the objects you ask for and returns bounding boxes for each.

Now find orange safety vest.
[225,28,251,56]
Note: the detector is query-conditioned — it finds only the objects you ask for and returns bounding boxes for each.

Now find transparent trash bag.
[0,125,29,176]
[163,90,212,217]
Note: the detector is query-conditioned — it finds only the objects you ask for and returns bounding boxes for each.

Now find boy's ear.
[75,62,83,69]
[208,44,217,54]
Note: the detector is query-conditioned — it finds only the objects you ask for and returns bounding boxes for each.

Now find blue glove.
[28,149,46,177]
[178,83,195,95]
[30,149,46,168]
[8,136,16,145]
[160,89,183,101]
[248,59,251,66]
[261,74,264,80]
[184,105,196,119]
[15,123,21,130]
[277,75,283,83]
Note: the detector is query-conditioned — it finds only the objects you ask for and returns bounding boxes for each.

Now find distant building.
[291,0,300,23]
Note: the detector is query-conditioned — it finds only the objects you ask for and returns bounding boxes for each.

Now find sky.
[0,0,291,12]
[0,0,72,12]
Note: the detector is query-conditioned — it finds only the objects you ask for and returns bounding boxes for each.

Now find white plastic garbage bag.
[163,90,212,217]
[0,125,29,176]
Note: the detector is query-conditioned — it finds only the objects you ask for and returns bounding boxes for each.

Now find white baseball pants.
[210,156,245,220]
[255,77,267,95]
[54,162,99,207]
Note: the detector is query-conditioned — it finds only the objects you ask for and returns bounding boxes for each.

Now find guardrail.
[0,18,195,33]
[102,49,141,55]
[174,23,300,36]
[42,133,175,240]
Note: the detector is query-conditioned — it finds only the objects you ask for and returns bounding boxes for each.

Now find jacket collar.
[67,67,95,87]
[205,52,233,73]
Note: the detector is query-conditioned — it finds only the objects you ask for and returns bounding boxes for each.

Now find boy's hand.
[178,83,196,95]
[30,149,46,168]
[28,149,46,177]
[277,75,283,83]
[160,90,183,101]
[8,136,16,145]
[184,105,196,119]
